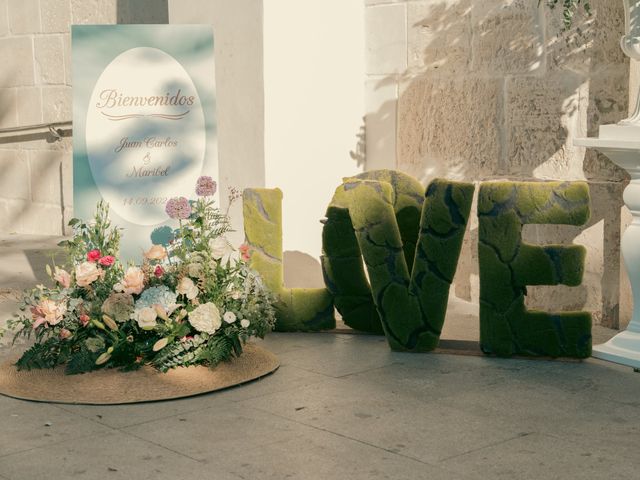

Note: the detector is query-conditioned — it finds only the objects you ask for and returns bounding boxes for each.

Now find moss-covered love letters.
[243,170,592,358]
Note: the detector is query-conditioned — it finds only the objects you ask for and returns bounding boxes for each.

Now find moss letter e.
[478,181,592,358]
[242,188,335,331]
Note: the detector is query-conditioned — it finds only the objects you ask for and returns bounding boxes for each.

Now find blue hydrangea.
[135,285,178,311]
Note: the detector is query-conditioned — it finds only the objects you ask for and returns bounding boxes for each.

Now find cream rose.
[223,311,237,324]
[209,236,233,261]
[136,307,157,329]
[121,266,145,295]
[177,277,199,300]
[75,261,103,288]
[53,267,72,288]
[188,302,222,334]
[144,244,168,261]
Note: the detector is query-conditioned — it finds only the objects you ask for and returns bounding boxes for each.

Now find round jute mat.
[0,343,279,405]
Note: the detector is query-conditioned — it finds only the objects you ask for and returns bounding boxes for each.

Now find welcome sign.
[72,25,217,260]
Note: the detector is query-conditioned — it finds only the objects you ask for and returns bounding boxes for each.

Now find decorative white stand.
[574,0,640,369]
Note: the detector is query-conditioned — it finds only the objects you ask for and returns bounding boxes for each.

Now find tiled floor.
[0,235,638,479]
[0,332,639,479]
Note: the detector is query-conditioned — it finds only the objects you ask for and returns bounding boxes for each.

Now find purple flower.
[195,176,217,197]
[165,197,192,219]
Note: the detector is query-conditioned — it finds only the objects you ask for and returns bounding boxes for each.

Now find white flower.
[240,319,250,328]
[223,311,237,324]
[188,302,222,334]
[75,261,103,287]
[176,277,199,300]
[136,307,157,329]
[209,236,233,261]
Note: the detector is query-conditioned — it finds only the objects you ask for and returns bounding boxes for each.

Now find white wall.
[263,0,365,268]
[168,0,265,248]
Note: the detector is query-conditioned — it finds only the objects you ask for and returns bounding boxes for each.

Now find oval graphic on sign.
[86,47,205,226]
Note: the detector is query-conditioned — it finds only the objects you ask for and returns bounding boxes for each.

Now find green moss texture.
[321,170,425,334]
[323,170,474,351]
[478,181,592,358]
[243,188,335,331]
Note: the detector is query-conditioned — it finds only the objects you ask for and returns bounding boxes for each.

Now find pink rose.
[87,249,101,262]
[121,266,145,295]
[98,255,115,267]
[53,267,71,288]
[75,261,103,288]
[79,314,90,327]
[154,265,164,278]
[239,243,251,261]
[59,328,72,340]
[31,299,67,329]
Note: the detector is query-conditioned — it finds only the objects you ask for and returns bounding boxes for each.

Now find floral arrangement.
[4,176,276,374]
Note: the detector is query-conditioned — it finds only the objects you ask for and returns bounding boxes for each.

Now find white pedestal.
[592,331,640,370]
[576,129,640,369]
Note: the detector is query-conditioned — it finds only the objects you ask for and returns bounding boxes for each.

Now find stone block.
[0,150,29,200]
[8,0,40,34]
[41,0,72,33]
[35,35,65,85]
[545,0,625,74]
[407,0,472,75]
[366,3,407,75]
[62,34,71,85]
[17,201,63,235]
[71,0,117,24]
[583,67,629,182]
[471,0,543,75]
[29,150,66,205]
[0,88,17,128]
[397,75,501,181]
[0,37,35,87]
[505,73,585,178]
[0,0,8,37]
[365,77,397,171]
[41,85,71,122]
[16,86,42,125]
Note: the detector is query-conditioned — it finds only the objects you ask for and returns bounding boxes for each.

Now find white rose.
[188,302,222,334]
[75,261,103,287]
[209,236,233,261]
[240,319,250,328]
[136,307,157,329]
[176,277,199,300]
[223,311,237,324]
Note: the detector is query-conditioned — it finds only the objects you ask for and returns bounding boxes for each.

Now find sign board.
[72,25,217,260]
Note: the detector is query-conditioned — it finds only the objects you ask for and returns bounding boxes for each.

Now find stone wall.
[365,0,630,328]
[0,0,166,236]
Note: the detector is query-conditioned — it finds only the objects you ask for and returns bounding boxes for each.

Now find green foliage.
[15,339,67,371]
[243,188,335,332]
[65,347,99,375]
[478,181,592,358]
[542,0,592,30]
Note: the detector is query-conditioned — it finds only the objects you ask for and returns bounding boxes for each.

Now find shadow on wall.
[365,0,629,328]
[117,0,169,23]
